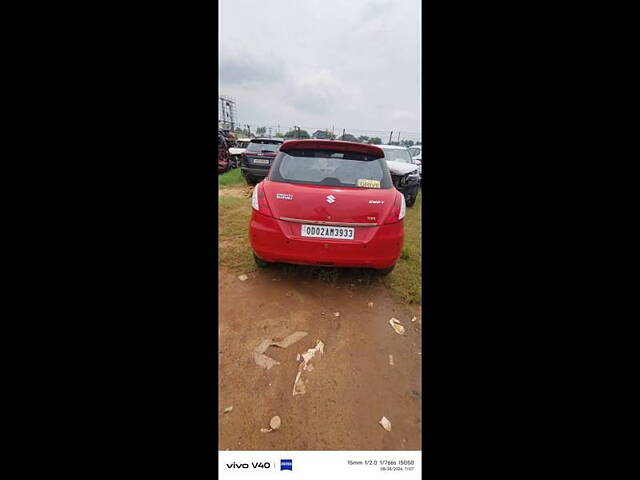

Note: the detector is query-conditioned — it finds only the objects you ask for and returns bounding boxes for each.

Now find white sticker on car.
[369,200,385,204]
[276,193,294,200]
[357,179,381,188]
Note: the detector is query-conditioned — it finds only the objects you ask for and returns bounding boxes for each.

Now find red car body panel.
[248,140,405,270]
[250,210,403,268]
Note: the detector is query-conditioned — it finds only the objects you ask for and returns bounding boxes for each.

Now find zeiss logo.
[280,459,293,471]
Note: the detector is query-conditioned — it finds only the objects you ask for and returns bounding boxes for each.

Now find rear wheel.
[253,254,271,268]
[377,264,395,275]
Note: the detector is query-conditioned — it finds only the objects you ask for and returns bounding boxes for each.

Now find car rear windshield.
[246,140,281,153]
[270,149,392,189]
[383,148,413,163]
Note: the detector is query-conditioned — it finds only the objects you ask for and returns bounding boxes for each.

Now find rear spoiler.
[280,140,385,159]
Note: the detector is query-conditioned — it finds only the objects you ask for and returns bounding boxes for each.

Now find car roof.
[280,139,385,158]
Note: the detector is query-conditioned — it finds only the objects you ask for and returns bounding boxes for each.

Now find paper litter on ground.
[292,340,324,396]
[379,416,392,431]
[389,318,405,335]
[253,331,309,370]
[270,416,281,430]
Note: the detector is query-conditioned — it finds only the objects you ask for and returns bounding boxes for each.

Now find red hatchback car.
[249,140,406,274]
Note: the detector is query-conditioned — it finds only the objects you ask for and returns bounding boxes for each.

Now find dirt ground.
[218,266,422,450]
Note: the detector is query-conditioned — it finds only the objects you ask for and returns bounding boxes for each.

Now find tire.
[405,187,418,208]
[253,254,271,268]
[377,264,395,275]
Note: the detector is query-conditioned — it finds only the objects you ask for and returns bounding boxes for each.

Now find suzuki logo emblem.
[326,195,336,203]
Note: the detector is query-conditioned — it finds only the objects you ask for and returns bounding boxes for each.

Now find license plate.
[300,224,355,240]
[253,158,269,165]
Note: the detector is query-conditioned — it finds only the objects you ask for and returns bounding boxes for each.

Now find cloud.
[359,0,395,22]
[219,48,285,86]
[219,0,420,136]
[288,70,346,115]
[391,110,417,121]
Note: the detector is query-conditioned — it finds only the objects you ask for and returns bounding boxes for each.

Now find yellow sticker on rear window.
[356,179,381,188]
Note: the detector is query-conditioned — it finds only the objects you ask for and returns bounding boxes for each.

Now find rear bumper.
[249,211,404,269]
[241,166,270,179]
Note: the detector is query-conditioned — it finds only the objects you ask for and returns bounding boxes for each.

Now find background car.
[408,145,422,179]
[408,145,422,162]
[379,145,420,207]
[240,138,284,185]
[228,137,251,169]
[218,133,230,173]
[249,140,406,274]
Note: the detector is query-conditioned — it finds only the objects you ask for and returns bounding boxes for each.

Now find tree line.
[230,126,419,146]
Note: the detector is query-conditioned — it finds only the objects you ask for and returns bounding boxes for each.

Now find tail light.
[251,182,273,217]
[384,193,406,224]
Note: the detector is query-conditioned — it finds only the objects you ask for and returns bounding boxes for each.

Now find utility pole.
[388,131,393,144]
[268,127,272,138]
[342,128,345,139]
[246,124,251,137]
[397,131,401,144]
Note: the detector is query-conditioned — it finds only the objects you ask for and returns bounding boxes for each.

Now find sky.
[219,0,421,142]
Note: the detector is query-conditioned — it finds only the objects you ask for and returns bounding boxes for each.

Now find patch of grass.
[218,168,244,187]
[218,195,255,272]
[218,186,422,304]
[382,190,422,304]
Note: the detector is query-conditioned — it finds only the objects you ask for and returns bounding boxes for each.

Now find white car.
[408,145,422,162]
[382,144,421,180]
[379,145,421,207]
[408,146,422,176]
[228,138,251,157]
